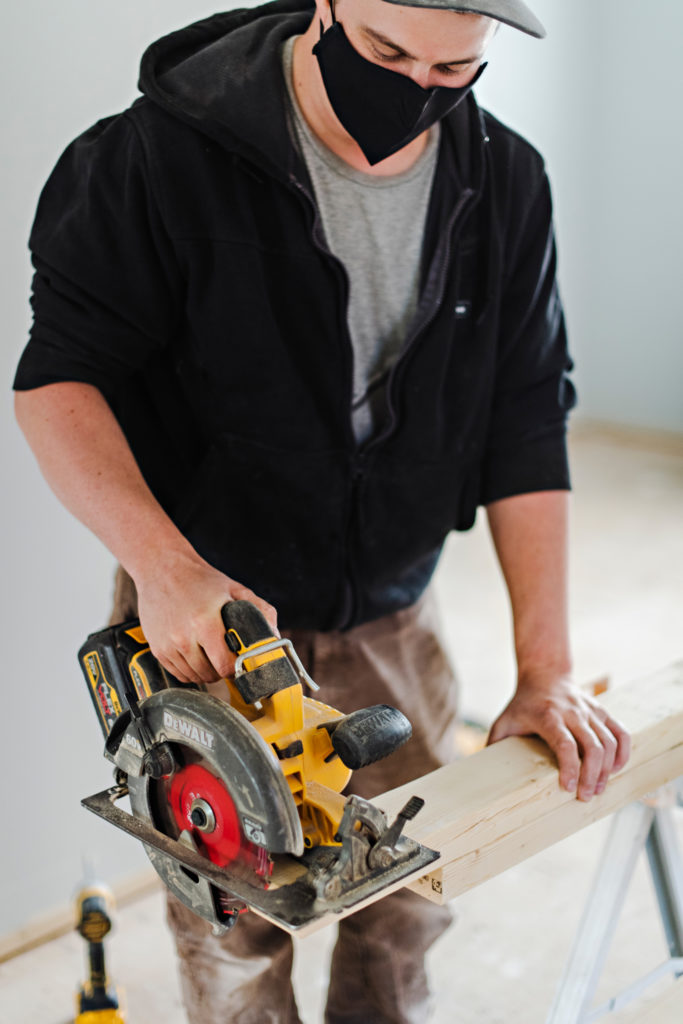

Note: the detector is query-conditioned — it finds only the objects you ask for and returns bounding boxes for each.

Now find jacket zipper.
[287,175,480,630]
[287,175,360,628]
[364,187,479,456]
[288,176,354,422]
[341,190,480,628]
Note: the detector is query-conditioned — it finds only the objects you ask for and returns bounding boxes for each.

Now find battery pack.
[78,621,168,739]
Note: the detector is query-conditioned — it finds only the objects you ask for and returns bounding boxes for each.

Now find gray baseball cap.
[381,0,546,38]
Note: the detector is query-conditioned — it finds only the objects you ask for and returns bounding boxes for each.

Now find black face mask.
[313,17,486,166]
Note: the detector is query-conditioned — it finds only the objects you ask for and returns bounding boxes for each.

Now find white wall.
[1,0,228,939]
[581,0,683,432]
[2,0,681,937]
[476,0,683,433]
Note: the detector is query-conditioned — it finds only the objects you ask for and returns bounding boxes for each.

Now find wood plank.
[9,664,679,949]
[386,661,683,904]
[279,661,683,935]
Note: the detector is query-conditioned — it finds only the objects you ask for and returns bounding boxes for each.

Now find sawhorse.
[546,780,683,1022]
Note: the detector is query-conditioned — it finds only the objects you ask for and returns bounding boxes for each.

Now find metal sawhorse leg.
[546,780,683,1023]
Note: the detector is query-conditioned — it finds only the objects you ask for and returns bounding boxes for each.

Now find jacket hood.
[139,0,315,177]
[139,0,488,187]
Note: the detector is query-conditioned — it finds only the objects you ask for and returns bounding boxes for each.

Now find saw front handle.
[322,705,412,771]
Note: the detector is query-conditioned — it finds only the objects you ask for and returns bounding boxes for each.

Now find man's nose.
[407,64,433,90]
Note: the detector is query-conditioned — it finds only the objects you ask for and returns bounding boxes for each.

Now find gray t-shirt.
[282,37,439,442]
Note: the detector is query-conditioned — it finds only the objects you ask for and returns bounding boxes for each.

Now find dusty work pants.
[111,569,458,1024]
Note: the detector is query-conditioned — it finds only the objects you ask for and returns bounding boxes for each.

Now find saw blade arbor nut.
[189,798,217,833]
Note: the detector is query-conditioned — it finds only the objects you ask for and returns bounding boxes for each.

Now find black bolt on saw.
[79,601,439,932]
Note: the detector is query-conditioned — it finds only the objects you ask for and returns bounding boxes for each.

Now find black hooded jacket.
[14,0,575,631]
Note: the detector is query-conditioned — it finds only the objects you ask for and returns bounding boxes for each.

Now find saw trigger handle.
[222,600,274,654]
[221,600,320,701]
[324,704,412,770]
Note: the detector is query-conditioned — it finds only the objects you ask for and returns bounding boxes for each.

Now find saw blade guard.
[124,688,304,865]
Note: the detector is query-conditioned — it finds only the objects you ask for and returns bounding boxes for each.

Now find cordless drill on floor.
[74,884,125,1024]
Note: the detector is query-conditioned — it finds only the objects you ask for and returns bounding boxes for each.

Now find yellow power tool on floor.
[74,884,125,1023]
[79,601,438,932]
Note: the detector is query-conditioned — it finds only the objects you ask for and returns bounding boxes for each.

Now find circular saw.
[79,601,439,932]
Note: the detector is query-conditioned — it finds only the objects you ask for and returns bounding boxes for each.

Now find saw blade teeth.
[216,891,246,913]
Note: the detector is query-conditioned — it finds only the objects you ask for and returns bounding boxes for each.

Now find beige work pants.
[111,569,458,1024]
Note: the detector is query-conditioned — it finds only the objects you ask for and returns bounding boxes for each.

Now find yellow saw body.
[79,601,438,932]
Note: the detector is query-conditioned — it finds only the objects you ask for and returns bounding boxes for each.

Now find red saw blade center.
[168,762,269,878]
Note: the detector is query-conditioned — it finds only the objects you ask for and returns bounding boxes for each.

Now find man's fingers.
[549,709,629,800]
[603,713,631,772]
[211,590,278,674]
[573,722,610,801]
[174,631,223,681]
[151,632,220,684]
[587,717,618,794]
[202,629,237,679]
[187,643,221,683]
[487,687,633,803]
[536,717,581,794]
[170,597,278,682]
[487,711,584,794]
[134,556,281,685]
[157,647,204,685]
[486,717,510,745]
[152,598,278,684]
[581,705,631,783]
[230,585,279,636]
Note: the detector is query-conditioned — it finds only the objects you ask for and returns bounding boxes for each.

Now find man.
[14,0,630,1020]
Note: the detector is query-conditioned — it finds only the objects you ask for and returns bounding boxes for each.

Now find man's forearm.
[14,381,195,578]
[14,381,276,681]
[484,490,630,800]
[486,489,571,682]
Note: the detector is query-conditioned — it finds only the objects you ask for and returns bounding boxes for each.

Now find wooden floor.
[1,426,682,1024]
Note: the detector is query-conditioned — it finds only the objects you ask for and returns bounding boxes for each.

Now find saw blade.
[150,753,272,879]
[121,688,303,924]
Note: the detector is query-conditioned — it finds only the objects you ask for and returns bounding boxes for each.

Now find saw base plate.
[82,784,439,932]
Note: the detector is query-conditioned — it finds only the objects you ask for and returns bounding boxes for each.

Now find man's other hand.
[135,549,278,685]
[486,674,631,802]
